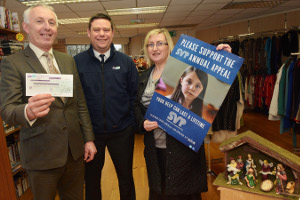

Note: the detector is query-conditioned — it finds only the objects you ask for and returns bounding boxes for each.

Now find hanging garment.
[291,59,300,119]
[269,64,284,120]
[212,77,240,132]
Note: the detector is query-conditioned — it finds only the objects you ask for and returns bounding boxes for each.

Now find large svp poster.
[145,34,244,152]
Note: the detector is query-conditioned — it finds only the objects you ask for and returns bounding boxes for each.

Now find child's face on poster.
[180,71,203,102]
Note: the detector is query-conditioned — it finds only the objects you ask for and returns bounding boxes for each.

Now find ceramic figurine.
[274,163,287,194]
[259,159,275,181]
[285,181,295,194]
[245,153,257,177]
[245,167,256,189]
[236,156,244,179]
[227,157,243,185]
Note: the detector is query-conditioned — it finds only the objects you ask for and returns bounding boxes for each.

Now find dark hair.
[88,13,113,30]
[171,66,208,116]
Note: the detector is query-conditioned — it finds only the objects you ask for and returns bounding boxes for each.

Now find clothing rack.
[212,27,300,44]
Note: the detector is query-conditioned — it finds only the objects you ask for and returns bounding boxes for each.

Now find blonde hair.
[143,28,174,67]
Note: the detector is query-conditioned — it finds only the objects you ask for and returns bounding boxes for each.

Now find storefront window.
[67,44,123,57]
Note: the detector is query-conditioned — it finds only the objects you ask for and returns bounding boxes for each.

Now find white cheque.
[26,73,73,97]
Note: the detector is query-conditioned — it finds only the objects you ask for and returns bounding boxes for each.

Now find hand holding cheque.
[26,73,73,120]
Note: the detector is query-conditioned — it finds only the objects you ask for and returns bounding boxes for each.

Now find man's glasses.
[146,42,168,48]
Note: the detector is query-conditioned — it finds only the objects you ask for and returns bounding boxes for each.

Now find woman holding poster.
[135,28,231,200]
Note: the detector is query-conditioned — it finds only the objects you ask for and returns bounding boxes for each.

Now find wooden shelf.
[0,28,19,35]
[19,188,33,200]
[4,127,21,137]
[12,163,22,176]
[1,27,31,200]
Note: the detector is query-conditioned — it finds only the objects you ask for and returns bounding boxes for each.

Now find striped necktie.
[43,52,60,74]
[43,52,66,103]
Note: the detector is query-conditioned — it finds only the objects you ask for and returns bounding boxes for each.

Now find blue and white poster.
[145,34,244,152]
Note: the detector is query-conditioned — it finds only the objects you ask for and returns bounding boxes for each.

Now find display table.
[218,187,283,200]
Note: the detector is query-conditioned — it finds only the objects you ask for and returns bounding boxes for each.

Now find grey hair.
[23,3,58,27]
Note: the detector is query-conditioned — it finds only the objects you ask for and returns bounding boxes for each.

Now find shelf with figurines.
[213,130,300,200]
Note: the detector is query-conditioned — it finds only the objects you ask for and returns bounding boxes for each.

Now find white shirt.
[93,48,110,63]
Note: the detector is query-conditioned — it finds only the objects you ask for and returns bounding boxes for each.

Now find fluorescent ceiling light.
[78,32,88,35]
[18,0,98,6]
[238,33,255,37]
[117,23,159,29]
[59,17,159,28]
[59,18,89,25]
[77,23,159,34]
[107,6,167,16]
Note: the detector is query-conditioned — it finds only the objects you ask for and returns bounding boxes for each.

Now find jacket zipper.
[101,61,107,133]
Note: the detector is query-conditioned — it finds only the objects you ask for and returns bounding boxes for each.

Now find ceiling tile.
[111,15,137,21]
[137,27,153,34]
[181,16,207,24]
[215,9,243,15]
[63,23,87,31]
[161,17,184,23]
[190,10,216,16]
[163,12,190,18]
[160,21,181,27]
[102,0,136,9]
[202,0,232,3]
[137,0,170,7]
[57,12,79,19]
[195,3,226,11]
[170,0,202,6]
[77,11,105,18]
[167,4,198,12]
[144,18,161,24]
[137,13,164,19]
[112,19,133,25]
[67,2,104,12]
[51,4,72,13]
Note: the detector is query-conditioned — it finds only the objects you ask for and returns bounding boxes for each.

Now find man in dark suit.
[0,4,96,200]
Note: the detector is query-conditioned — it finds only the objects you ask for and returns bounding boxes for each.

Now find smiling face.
[147,33,169,65]
[23,6,57,52]
[88,18,114,54]
[180,71,204,103]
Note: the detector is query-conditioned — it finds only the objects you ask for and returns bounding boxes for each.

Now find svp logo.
[167,111,186,127]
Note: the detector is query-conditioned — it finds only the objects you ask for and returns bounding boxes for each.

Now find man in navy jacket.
[74,13,138,200]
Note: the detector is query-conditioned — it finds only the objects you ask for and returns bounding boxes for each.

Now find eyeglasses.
[146,42,168,48]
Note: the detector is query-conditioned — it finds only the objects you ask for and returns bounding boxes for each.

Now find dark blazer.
[134,66,208,195]
[0,46,95,170]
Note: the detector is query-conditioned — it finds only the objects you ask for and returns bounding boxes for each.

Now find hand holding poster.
[145,34,244,152]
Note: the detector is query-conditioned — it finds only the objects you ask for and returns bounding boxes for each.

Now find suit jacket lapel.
[53,51,67,74]
[24,46,47,74]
